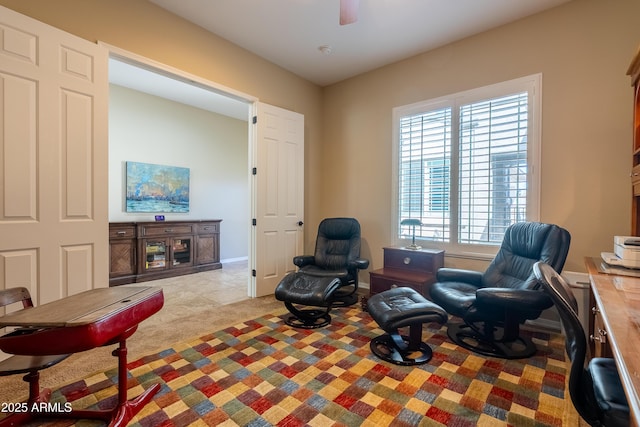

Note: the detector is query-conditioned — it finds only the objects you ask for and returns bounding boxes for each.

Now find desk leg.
[109,338,161,427]
[0,372,54,427]
[63,338,161,426]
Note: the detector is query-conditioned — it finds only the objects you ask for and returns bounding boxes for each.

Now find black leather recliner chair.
[430,221,571,359]
[534,262,629,427]
[293,217,369,306]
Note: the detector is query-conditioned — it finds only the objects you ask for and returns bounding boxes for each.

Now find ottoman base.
[370,332,434,366]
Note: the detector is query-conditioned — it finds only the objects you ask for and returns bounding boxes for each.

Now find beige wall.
[2,0,639,274]
[321,0,640,272]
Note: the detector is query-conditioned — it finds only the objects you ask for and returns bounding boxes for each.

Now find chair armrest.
[293,255,315,268]
[475,288,553,311]
[349,258,370,270]
[436,268,483,286]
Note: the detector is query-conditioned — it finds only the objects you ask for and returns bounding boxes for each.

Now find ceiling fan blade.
[340,0,359,25]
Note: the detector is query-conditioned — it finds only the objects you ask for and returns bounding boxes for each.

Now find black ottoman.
[275,272,342,329]
[367,287,447,365]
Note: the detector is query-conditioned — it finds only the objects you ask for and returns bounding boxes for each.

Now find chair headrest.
[483,222,571,289]
[317,217,361,240]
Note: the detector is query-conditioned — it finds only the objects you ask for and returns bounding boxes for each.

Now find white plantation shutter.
[458,92,528,244]
[399,108,451,242]
[394,75,540,251]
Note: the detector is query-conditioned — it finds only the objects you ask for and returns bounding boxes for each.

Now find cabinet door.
[109,240,136,277]
[109,224,136,278]
[171,237,193,268]
[196,234,219,265]
[141,239,169,272]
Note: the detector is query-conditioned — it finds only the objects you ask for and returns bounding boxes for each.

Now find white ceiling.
[150,0,572,87]
[110,0,572,120]
[109,58,250,120]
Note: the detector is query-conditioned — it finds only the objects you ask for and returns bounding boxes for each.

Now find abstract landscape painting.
[126,161,190,213]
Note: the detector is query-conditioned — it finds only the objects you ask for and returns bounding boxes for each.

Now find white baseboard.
[221,256,248,264]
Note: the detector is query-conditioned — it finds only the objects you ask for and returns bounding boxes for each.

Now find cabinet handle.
[403,257,412,265]
[590,334,602,343]
[391,284,398,288]
[116,231,126,235]
[591,306,600,315]
[164,229,174,233]
[589,328,607,343]
[590,329,608,343]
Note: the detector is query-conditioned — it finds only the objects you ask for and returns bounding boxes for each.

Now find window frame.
[391,74,542,258]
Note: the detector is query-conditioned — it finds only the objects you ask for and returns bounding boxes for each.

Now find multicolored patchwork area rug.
[47,308,567,426]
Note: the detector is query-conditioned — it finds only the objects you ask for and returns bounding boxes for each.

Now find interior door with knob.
[252,102,304,297]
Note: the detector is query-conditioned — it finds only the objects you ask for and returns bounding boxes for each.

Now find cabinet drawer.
[109,225,136,239]
[383,248,443,273]
[370,274,428,296]
[140,224,193,236]
[197,222,219,234]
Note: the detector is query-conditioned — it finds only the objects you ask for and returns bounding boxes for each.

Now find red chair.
[0,287,70,427]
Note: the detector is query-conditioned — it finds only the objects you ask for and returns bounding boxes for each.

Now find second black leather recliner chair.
[430,221,571,359]
[293,217,369,306]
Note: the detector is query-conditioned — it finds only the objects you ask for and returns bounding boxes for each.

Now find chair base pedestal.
[447,322,537,359]
[0,384,52,427]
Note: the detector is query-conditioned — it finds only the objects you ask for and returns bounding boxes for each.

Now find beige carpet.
[0,260,285,405]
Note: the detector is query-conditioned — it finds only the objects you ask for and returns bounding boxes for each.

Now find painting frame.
[125,161,190,213]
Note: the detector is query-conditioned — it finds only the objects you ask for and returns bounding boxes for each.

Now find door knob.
[297,221,304,226]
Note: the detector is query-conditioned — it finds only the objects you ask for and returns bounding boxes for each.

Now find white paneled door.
[252,103,304,297]
[0,6,109,306]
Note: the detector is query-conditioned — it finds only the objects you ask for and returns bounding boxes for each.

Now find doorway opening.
[106,51,256,299]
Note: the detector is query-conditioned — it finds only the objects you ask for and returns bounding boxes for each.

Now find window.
[393,75,541,255]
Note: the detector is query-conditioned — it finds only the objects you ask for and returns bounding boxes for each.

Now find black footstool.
[275,272,342,329]
[367,287,447,365]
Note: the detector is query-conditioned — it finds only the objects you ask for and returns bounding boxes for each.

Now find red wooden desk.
[0,286,164,427]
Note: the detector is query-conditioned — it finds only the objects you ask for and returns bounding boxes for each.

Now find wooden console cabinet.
[369,247,444,299]
[109,220,222,286]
